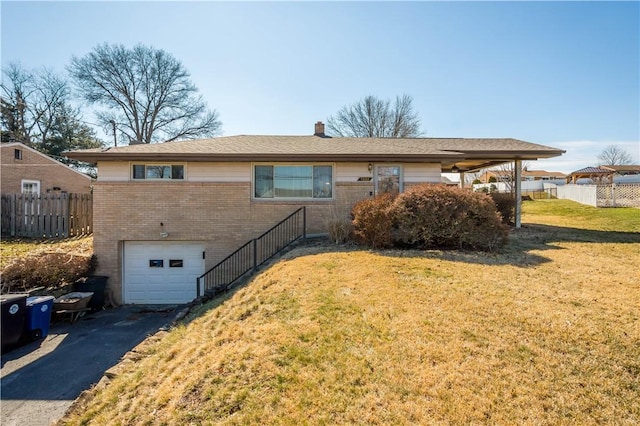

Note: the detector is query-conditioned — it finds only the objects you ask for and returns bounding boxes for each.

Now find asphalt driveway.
[1,306,176,426]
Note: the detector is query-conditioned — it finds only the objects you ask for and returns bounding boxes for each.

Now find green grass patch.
[522,199,640,232]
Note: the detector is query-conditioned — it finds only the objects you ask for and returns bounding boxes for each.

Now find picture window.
[254,165,333,199]
[133,164,184,180]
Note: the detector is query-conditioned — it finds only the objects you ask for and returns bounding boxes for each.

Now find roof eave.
[66,152,467,163]
[66,149,564,164]
[459,150,566,159]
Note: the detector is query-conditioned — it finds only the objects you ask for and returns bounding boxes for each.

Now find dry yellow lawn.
[0,236,93,270]
[61,201,639,425]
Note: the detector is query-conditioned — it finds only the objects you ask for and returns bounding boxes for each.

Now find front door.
[375,165,402,195]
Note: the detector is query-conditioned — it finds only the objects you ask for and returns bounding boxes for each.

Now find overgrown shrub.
[351,193,395,249]
[324,206,353,244]
[489,192,515,225]
[1,252,96,293]
[352,185,508,252]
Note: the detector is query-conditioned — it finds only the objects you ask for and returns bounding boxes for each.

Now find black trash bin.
[74,275,108,310]
[1,294,28,352]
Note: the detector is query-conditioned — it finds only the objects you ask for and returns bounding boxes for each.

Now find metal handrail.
[197,207,306,296]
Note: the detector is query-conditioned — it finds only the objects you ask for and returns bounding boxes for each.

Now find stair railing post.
[252,238,258,272]
[196,277,201,298]
[302,206,306,239]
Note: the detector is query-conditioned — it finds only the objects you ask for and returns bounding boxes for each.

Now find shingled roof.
[569,167,611,175]
[66,134,564,172]
[599,165,640,174]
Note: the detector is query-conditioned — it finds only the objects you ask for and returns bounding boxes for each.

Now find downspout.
[514,159,522,228]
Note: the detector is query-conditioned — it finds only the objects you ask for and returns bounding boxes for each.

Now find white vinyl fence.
[556,184,640,208]
[473,180,565,193]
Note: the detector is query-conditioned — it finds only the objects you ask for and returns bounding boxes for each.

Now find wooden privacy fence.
[1,193,92,238]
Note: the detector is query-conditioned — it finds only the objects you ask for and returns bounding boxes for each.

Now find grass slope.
[61,200,639,425]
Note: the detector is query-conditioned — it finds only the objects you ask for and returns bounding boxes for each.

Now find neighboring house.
[480,168,566,183]
[566,165,640,184]
[66,121,564,305]
[1,142,93,194]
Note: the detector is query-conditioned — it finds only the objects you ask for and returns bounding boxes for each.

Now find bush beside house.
[489,192,516,225]
[352,185,509,251]
[351,193,396,249]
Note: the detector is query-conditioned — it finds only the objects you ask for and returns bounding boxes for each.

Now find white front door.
[123,241,204,304]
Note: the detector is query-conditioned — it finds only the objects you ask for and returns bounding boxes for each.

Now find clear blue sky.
[2,1,638,173]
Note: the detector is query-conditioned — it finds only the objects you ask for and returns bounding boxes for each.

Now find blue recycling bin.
[25,296,55,341]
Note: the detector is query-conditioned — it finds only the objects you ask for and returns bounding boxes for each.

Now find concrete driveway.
[1,306,176,426]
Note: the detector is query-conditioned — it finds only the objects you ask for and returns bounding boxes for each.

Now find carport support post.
[514,159,522,229]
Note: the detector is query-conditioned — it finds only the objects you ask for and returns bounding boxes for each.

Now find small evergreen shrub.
[489,192,515,225]
[351,193,395,249]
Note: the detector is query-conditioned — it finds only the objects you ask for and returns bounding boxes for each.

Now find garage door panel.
[124,242,204,304]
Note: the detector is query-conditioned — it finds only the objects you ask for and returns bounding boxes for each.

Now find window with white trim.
[254,165,333,199]
[132,164,184,180]
[21,180,40,194]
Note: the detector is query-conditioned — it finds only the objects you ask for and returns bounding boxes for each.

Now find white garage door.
[124,241,205,304]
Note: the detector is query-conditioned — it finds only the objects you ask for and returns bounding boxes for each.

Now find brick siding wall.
[93,181,374,304]
[1,145,92,194]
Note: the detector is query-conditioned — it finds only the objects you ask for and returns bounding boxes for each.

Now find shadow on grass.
[270,224,639,269]
[185,225,640,317]
[372,223,640,268]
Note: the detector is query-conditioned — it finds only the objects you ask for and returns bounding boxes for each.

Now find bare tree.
[491,161,531,194]
[464,170,482,186]
[1,63,104,167]
[1,63,38,143]
[2,64,74,145]
[31,69,71,145]
[327,94,422,138]
[597,145,633,166]
[69,43,221,144]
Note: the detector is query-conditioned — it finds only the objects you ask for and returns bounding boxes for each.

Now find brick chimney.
[314,121,325,137]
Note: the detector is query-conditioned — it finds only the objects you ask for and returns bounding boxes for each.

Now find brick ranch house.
[1,142,92,194]
[66,122,564,305]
